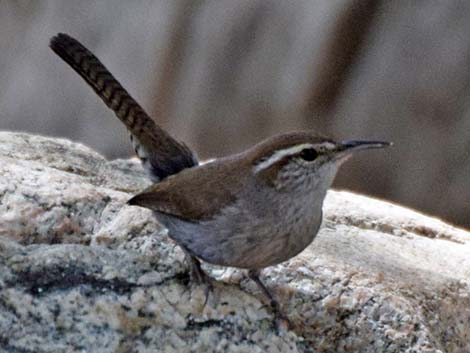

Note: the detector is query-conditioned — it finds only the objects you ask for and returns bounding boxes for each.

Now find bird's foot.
[188,255,214,306]
[248,269,291,330]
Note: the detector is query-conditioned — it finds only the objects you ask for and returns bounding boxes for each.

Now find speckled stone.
[0,131,469,353]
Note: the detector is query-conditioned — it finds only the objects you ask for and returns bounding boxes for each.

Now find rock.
[0,131,469,353]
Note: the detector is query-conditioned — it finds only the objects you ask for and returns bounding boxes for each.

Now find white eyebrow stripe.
[253,143,315,173]
[321,142,336,151]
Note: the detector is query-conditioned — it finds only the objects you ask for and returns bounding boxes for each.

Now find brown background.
[1,1,469,228]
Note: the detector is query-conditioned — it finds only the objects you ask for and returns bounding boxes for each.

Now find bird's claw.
[188,255,214,307]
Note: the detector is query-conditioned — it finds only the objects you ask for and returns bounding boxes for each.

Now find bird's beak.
[334,139,392,160]
[340,140,392,151]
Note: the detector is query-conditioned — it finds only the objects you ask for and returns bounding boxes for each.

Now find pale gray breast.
[195,182,324,268]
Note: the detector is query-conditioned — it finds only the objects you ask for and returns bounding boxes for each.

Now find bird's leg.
[248,269,290,326]
[187,254,213,306]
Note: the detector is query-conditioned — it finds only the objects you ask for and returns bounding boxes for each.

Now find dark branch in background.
[305,0,382,115]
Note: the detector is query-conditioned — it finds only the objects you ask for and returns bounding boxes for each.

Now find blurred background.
[1,1,469,229]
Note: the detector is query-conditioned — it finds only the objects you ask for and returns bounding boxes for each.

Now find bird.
[49,33,390,324]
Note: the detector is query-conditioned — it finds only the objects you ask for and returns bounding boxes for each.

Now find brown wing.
[127,157,244,221]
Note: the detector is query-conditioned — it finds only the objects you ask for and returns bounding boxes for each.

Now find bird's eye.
[299,148,318,162]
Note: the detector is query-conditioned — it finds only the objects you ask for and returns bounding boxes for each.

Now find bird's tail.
[50,33,197,181]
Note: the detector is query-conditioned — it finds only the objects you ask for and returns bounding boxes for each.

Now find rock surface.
[0,131,469,353]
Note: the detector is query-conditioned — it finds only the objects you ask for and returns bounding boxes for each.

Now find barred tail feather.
[50,33,197,180]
